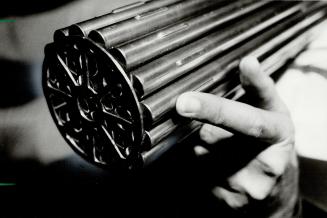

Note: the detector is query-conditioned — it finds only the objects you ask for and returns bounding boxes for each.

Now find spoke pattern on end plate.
[101,125,126,159]
[44,38,143,166]
[65,45,84,82]
[46,64,73,99]
[85,49,110,95]
[57,55,79,87]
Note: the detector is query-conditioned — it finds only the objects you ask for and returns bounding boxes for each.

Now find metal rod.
[112,0,270,70]
[68,0,184,37]
[53,28,70,42]
[148,13,326,148]
[142,120,199,165]
[144,80,235,147]
[88,0,230,48]
[140,5,320,127]
[132,2,303,99]
[141,19,326,164]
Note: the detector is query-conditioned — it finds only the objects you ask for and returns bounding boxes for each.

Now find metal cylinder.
[111,0,270,70]
[140,4,313,127]
[132,2,302,99]
[69,0,183,37]
[53,28,70,42]
[88,0,230,48]
[142,18,326,163]
[43,0,327,169]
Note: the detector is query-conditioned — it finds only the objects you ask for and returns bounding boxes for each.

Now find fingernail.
[176,95,201,116]
[240,56,260,75]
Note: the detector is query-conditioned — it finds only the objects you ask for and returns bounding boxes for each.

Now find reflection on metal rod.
[145,11,325,146]
[54,0,183,42]
[69,0,183,37]
[112,0,269,70]
[142,19,326,166]
[89,0,230,48]
[132,2,302,98]
[141,4,308,127]
[43,0,327,169]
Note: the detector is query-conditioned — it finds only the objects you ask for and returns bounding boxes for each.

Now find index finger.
[239,56,288,112]
[176,92,292,143]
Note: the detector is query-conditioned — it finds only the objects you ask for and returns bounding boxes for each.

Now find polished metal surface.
[112,0,269,70]
[143,14,326,160]
[140,3,312,126]
[43,37,144,168]
[132,2,301,99]
[88,0,229,48]
[69,0,183,37]
[42,0,327,168]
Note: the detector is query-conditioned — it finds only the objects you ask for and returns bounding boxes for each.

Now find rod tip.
[69,24,87,37]
[53,28,69,42]
[89,30,106,46]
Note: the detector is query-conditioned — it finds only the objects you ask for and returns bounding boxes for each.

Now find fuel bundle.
[43,0,327,169]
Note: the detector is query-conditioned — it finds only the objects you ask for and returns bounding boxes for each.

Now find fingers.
[255,139,293,177]
[176,92,291,143]
[199,124,232,145]
[222,158,278,202]
[224,141,294,201]
[212,143,294,208]
[239,57,288,112]
[212,186,249,209]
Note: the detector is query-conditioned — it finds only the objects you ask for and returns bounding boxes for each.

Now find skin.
[176,56,297,213]
[0,1,298,214]
[0,59,298,216]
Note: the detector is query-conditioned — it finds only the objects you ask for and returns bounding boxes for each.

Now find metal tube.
[88,0,230,48]
[54,28,70,42]
[142,120,199,165]
[133,3,303,99]
[68,0,183,37]
[112,0,270,70]
[144,80,235,147]
[141,5,319,127]
[142,19,326,163]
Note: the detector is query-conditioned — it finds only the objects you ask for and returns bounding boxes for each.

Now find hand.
[176,57,297,212]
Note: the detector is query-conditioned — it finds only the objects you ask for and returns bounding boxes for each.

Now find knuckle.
[193,145,209,156]
[212,99,225,125]
[212,186,249,209]
[248,115,265,138]
[257,144,293,178]
[199,125,218,144]
[229,166,274,201]
[199,126,212,142]
[263,160,286,178]
[250,187,272,200]
[278,114,295,143]
[265,76,275,88]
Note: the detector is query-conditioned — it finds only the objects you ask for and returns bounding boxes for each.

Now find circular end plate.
[43,36,144,168]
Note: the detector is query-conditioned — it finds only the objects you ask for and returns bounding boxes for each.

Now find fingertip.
[239,56,261,77]
[176,92,201,117]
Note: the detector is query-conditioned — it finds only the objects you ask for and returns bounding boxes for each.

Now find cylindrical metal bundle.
[143,18,327,166]
[69,0,184,36]
[141,4,319,127]
[54,0,185,41]
[111,0,270,70]
[42,0,327,169]
[144,12,326,151]
[88,0,230,48]
[132,2,302,99]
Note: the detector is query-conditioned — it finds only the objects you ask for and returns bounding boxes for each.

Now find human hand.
[176,57,297,212]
